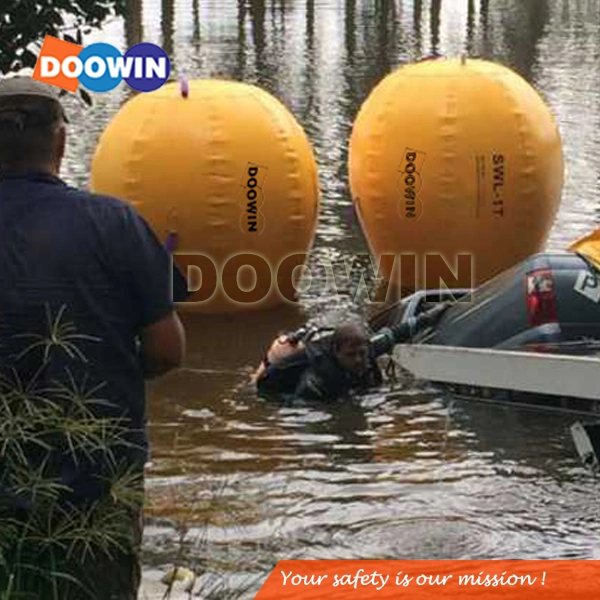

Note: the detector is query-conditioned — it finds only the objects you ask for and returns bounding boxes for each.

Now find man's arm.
[140,310,185,379]
[256,348,310,398]
[115,205,189,378]
[370,301,452,357]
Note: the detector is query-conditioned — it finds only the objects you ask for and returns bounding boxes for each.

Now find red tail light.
[526,269,558,327]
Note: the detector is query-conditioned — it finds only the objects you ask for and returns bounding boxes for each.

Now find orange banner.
[254,560,600,599]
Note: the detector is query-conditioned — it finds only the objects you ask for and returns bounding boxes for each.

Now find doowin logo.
[32,35,170,93]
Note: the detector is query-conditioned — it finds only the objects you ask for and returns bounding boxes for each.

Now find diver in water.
[254,301,450,402]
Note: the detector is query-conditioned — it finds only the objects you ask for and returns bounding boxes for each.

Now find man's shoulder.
[58,186,149,238]
[60,184,133,215]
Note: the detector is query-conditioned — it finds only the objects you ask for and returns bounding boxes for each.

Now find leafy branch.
[0,1,127,74]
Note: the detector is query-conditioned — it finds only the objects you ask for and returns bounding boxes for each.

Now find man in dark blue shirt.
[0,76,187,599]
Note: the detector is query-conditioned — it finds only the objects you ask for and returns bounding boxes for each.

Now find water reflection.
[52,0,600,595]
[161,0,174,58]
[250,0,267,84]
[430,0,441,56]
[236,0,247,79]
[413,0,423,55]
[192,0,201,49]
[501,0,550,79]
[125,0,143,47]
[144,387,600,577]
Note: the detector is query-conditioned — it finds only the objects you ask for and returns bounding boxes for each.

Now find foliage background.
[0,0,126,74]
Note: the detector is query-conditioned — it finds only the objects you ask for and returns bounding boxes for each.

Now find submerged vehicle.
[369,252,600,414]
[256,252,600,411]
[373,252,600,353]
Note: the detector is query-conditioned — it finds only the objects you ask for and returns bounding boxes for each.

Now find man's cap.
[0,76,69,122]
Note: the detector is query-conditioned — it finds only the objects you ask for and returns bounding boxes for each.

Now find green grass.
[0,305,143,599]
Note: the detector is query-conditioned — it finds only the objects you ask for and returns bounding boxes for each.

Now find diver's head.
[331,323,370,373]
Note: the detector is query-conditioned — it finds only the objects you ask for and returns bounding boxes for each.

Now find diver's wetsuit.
[257,340,382,402]
[256,302,449,402]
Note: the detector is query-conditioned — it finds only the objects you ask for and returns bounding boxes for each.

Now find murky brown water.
[56,0,600,597]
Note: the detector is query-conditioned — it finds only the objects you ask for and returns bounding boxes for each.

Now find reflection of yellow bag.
[569,229,600,270]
